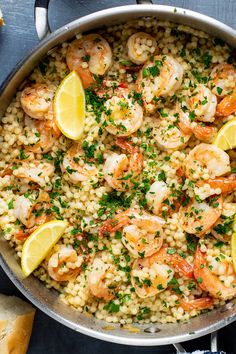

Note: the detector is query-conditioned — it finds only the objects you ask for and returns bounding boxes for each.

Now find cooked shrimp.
[13,195,35,228]
[95,80,129,99]
[13,191,51,228]
[47,245,83,282]
[24,116,61,154]
[211,204,236,242]
[102,89,143,136]
[61,143,98,184]
[103,138,143,191]
[14,228,36,241]
[180,195,223,237]
[185,84,217,123]
[132,246,193,298]
[194,246,236,300]
[178,110,217,143]
[216,88,236,117]
[179,296,214,311]
[211,218,232,242]
[210,63,236,97]
[201,174,236,194]
[150,246,194,279]
[156,121,191,151]
[132,259,174,298]
[21,83,55,120]
[192,125,217,142]
[127,32,157,64]
[14,191,52,240]
[100,208,165,258]
[13,161,54,189]
[136,55,183,112]
[146,181,170,216]
[66,34,112,89]
[184,143,231,181]
[88,258,114,301]
[209,253,234,277]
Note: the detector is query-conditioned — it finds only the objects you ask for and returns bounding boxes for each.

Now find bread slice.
[0,8,3,26]
[0,294,36,354]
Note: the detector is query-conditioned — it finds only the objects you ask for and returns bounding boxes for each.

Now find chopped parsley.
[119,60,133,66]
[82,55,90,62]
[43,153,53,161]
[167,277,178,286]
[158,108,168,118]
[82,141,96,159]
[158,170,166,182]
[217,87,223,95]
[179,48,186,57]
[7,199,14,210]
[167,248,176,255]
[214,241,224,248]
[186,234,197,253]
[192,70,209,84]
[19,149,28,160]
[142,60,163,78]
[202,52,212,69]
[98,190,133,216]
[137,306,151,320]
[103,300,120,313]
[131,91,143,106]
[66,166,76,174]
[189,111,196,122]
[85,87,106,123]
[209,196,219,208]
[38,57,49,76]
[213,215,234,235]
[115,231,122,239]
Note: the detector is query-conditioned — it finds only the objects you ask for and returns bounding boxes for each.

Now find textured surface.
[0,0,236,353]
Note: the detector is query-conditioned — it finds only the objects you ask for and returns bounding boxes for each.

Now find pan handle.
[34,0,153,41]
[34,0,50,41]
[172,331,222,353]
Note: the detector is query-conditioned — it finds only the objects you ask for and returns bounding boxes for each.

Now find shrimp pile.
[1,18,236,325]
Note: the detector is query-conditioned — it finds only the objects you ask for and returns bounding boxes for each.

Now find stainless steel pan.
[1,0,236,347]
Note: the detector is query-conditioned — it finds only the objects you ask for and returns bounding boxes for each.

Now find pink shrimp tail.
[153,246,194,279]
[99,214,128,237]
[116,137,136,153]
[203,174,236,194]
[192,125,217,142]
[14,227,36,241]
[216,89,236,117]
[179,296,214,311]
[116,138,143,173]
[194,246,236,299]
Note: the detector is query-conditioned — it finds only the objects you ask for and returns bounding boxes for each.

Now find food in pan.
[1,18,236,325]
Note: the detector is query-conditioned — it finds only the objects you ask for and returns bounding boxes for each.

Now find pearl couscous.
[1,18,236,325]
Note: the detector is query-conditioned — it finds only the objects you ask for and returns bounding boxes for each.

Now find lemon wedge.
[213,117,236,150]
[21,220,68,277]
[231,219,236,273]
[54,71,85,140]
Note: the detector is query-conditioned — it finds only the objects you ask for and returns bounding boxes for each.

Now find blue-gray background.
[0,1,236,353]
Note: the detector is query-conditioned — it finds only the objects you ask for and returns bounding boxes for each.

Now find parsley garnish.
[104,301,119,313]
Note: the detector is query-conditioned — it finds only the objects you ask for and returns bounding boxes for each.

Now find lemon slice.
[231,218,236,273]
[54,71,85,140]
[213,117,236,150]
[21,220,68,277]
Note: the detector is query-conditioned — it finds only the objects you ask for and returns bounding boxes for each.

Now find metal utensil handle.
[173,331,220,353]
[34,0,153,41]
[34,0,50,41]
